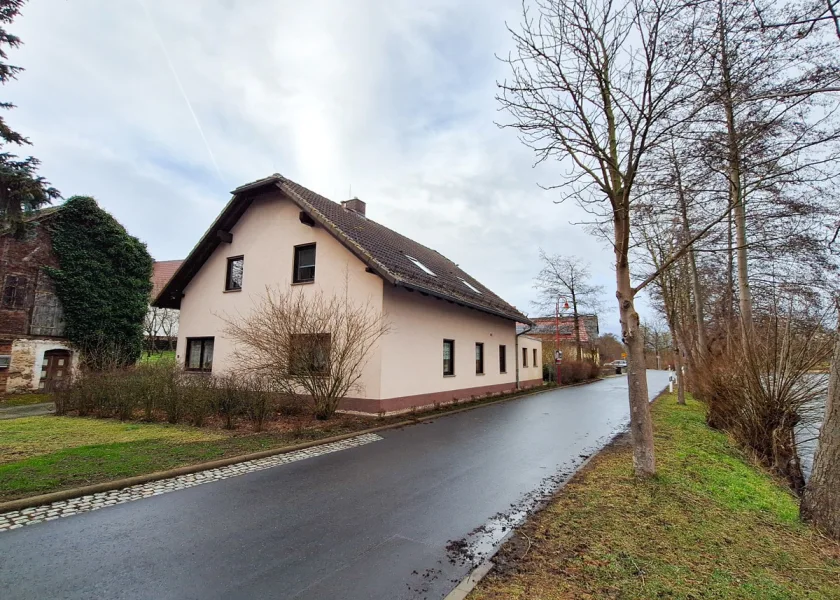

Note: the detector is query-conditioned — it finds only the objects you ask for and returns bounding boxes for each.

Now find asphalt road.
[0,371,670,600]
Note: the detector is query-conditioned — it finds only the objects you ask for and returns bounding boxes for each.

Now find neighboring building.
[145,260,183,351]
[0,209,76,393]
[520,314,600,365]
[154,174,542,415]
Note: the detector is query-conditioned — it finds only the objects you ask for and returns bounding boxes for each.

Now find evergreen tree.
[0,0,58,233]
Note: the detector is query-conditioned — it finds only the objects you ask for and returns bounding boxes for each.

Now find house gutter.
[515,323,534,390]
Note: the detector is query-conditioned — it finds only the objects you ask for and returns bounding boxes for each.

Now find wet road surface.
[0,371,669,600]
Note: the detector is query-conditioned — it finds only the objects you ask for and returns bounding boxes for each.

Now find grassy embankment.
[471,394,840,599]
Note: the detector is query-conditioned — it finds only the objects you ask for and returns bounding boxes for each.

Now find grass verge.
[470,393,840,600]
[0,416,370,502]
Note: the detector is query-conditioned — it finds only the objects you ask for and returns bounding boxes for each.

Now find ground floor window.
[533,348,538,367]
[186,337,214,372]
[499,345,506,373]
[475,343,484,374]
[522,347,528,368]
[443,339,454,376]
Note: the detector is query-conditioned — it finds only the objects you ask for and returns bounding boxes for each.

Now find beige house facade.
[156,175,542,415]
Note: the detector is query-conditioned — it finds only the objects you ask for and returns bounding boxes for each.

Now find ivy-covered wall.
[44,196,153,364]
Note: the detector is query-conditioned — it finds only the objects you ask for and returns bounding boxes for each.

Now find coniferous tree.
[0,0,58,233]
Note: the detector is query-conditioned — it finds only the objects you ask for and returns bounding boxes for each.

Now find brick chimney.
[341,197,366,216]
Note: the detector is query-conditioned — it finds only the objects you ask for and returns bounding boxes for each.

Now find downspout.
[516,323,534,390]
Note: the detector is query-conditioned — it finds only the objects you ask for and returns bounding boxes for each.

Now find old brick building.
[0,209,75,393]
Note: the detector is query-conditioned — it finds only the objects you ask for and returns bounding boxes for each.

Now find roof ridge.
[276,176,460,270]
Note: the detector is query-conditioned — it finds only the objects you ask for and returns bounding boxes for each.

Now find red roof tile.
[151,260,183,299]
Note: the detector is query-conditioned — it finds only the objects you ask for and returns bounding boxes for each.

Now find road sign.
[554,349,563,362]
[621,353,627,358]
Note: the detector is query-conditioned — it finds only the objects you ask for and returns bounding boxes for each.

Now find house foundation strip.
[0,433,382,533]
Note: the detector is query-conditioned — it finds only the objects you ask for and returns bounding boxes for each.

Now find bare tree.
[143,306,179,355]
[533,251,604,360]
[158,309,179,351]
[498,0,706,475]
[695,0,840,338]
[143,306,162,357]
[223,286,389,420]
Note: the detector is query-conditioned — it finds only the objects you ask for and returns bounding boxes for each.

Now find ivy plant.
[44,196,153,364]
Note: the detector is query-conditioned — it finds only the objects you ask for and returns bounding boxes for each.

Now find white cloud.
[5,0,656,336]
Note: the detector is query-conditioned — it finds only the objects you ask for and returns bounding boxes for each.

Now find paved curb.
[0,379,609,513]
[443,385,668,600]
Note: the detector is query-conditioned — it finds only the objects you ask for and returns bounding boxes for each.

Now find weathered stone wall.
[6,338,77,393]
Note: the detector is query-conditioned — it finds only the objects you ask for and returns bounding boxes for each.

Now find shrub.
[181,375,216,427]
[276,393,305,416]
[695,310,832,492]
[242,374,274,432]
[558,359,600,384]
[214,373,242,429]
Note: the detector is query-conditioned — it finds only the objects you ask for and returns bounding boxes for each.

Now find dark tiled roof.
[155,174,531,324]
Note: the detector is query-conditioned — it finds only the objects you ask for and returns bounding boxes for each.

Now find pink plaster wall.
[176,191,385,399]
[378,286,542,400]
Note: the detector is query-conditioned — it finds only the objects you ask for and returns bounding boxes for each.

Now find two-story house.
[154,174,543,415]
[0,209,75,393]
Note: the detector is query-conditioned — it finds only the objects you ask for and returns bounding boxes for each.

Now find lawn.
[470,394,840,599]
[138,350,176,364]
[0,416,367,502]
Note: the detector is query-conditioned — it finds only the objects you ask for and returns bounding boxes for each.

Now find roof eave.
[398,281,532,325]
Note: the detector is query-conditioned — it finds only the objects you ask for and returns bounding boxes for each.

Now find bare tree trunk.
[668,318,686,405]
[718,0,753,333]
[572,291,582,360]
[726,208,735,353]
[675,178,708,362]
[801,302,840,539]
[616,212,656,477]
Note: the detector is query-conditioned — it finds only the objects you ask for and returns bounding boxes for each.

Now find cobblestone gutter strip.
[0,433,383,533]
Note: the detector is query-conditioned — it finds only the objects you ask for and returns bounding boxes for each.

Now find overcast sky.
[6,0,656,336]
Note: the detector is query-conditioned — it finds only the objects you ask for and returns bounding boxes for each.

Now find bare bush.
[223,284,389,420]
[181,374,216,427]
[213,373,241,430]
[242,374,274,432]
[696,305,832,491]
[560,360,601,385]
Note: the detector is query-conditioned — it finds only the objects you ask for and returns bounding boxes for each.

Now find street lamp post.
[555,296,570,384]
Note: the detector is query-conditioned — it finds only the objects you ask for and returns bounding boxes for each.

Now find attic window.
[459,278,482,294]
[405,255,436,277]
